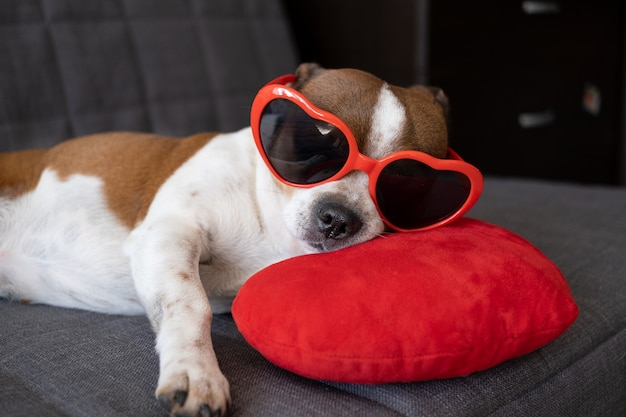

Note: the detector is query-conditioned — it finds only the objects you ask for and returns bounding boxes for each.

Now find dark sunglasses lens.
[259,99,350,184]
[376,159,471,229]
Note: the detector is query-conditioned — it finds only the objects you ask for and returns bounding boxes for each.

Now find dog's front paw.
[156,363,231,417]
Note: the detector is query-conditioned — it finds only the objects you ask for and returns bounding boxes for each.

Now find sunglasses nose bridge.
[351,153,379,177]
[348,153,392,229]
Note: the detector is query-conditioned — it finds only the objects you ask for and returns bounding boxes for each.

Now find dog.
[0,63,449,416]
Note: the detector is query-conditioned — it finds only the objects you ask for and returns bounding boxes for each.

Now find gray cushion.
[0,0,297,152]
[2,178,625,416]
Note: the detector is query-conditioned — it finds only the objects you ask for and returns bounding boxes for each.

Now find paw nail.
[157,394,173,412]
[199,404,211,417]
[199,404,222,417]
[174,389,188,406]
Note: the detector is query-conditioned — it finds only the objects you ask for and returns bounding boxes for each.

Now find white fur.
[367,84,407,159]
[0,170,141,314]
[0,126,387,416]
[125,129,297,312]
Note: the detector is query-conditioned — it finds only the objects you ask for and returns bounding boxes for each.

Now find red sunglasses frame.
[250,74,484,232]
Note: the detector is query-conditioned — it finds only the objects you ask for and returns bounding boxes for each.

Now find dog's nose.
[316,202,363,240]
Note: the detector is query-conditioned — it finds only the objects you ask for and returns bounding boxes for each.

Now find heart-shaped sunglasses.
[250,74,484,232]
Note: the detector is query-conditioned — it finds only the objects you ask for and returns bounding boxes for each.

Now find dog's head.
[258,63,450,253]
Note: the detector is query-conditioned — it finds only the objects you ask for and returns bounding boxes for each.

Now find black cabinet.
[283,0,625,184]
[427,1,623,184]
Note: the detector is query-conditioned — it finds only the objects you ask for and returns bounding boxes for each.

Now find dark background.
[282,0,626,185]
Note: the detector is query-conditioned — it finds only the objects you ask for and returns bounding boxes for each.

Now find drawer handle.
[522,1,560,14]
[518,110,556,129]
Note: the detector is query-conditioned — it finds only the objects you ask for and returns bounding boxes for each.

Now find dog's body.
[0,64,449,416]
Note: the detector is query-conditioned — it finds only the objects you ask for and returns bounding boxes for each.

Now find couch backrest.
[0,0,298,152]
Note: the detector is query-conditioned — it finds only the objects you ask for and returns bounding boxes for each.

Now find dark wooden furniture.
[284,0,625,184]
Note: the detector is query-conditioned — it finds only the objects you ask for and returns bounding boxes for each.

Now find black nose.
[316,202,363,240]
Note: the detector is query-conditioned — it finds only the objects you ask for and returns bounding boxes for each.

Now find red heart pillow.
[232,218,578,383]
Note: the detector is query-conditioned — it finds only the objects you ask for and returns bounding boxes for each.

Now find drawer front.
[428,0,622,183]
[436,67,619,184]
[429,1,620,76]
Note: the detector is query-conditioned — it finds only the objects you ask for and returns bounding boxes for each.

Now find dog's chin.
[298,221,385,253]
[303,235,371,253]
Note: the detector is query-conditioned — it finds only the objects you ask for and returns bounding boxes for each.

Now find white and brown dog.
[0,64,449,417]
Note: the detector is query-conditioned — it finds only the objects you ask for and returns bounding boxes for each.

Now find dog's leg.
[126,220,230,417]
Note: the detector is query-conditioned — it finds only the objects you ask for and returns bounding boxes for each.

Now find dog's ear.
[410,85,450,121]
[292,63,326,90]
[425,86,450,120]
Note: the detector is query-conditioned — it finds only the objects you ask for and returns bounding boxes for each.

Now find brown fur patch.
[0,149,48,198]
[391,85,449,157]
[1,132,216,228]
[298,68,382,152]
[295,67,448,159]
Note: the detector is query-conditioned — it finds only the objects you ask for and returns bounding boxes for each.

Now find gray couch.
[1,1,625,416]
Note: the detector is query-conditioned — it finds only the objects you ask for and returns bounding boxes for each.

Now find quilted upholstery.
[0,0,297,152]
